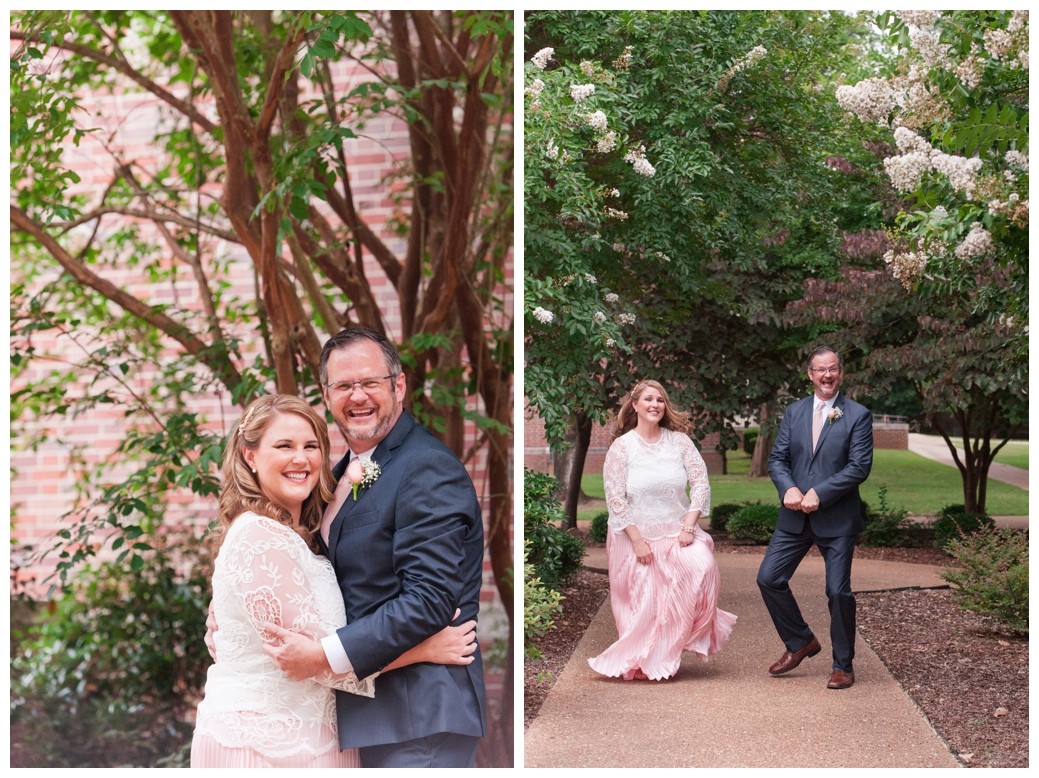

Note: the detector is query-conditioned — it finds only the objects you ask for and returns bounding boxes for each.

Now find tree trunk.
[749,403,772,478]
[560,413,593,530]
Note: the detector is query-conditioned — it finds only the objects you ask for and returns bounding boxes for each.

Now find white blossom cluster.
[983,12,1029,70]
[893,68,951,127]
[532,306,554,324]
[597,131,618,153]
[883,128,983,197]
[606,207,629,220]
[604,292,620,303]
[954,222,996,258]
[526,77,545,111]
[883,249,928,290]
[717,45,768,91]
[531,47,553,70]
[1005,149,1029,172]
[835,77,898,124]
[884,151,931,192]
[580,60,596,78]
[586,110,608,132]
[584,273,598,284]
[896,10,941,28]
[613,45,634,70]
[617,313,637,325]
[983,29,1014,60]
[545,140,559,159]
[624,145,656,177]
[953,55,985,89]
[909,27,952,69]
[605,338,616,347]
[931,151,984,197]
[570,83,595,101]
[593,311,607,323]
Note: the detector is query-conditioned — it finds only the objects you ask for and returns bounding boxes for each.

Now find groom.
[272,327,486,766]
[757,346,872,690]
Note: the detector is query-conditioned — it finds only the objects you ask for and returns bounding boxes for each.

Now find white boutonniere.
[828,407,844,425]
[345,458,381,500]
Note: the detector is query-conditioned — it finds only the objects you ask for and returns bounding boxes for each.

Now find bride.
[190,395,474,767]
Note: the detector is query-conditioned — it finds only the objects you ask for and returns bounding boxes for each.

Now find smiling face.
[634,385,666,428]
[808,350,844,402]
[322,339,406,453]
[243,411,323,523]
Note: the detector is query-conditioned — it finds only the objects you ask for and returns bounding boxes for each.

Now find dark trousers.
[360,732,480,768]
[756,525,857,671]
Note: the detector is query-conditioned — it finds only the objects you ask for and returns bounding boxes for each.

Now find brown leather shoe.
[827,669,855,689]
[768,636,822,676]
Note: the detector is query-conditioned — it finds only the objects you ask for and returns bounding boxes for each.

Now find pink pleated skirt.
[190,733,361,768]
[588,528,736,681]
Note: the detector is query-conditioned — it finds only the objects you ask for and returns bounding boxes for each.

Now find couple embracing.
[191,327,486,768]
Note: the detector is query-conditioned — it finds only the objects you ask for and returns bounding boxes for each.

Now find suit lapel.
[325,410,418,568]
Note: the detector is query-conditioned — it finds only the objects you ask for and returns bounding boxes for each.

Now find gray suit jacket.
[768,392,873,537]
[322,410,486,749]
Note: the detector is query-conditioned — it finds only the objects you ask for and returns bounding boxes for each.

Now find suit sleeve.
[768,408,797,499]
[333,446,479,678]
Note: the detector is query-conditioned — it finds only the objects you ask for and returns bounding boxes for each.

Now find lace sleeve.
[678,434,712,517]
[603,436,633,532]
[229,516,375,698]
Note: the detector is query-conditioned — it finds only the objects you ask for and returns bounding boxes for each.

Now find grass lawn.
[993,440,1028,471]
[577,448,1028,520]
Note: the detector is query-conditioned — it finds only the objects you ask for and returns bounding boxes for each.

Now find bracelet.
[680,525,697,533]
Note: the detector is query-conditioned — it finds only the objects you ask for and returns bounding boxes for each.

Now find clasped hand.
[783,486,820,514]
[261,609,477,681]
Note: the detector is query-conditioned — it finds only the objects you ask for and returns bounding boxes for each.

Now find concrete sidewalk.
[524,546,962,768]
[908,432,1029,492]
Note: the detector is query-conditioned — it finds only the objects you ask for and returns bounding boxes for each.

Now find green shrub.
[932,504,995,550]
[524,469,585,590]
[523,546,564,660]
[10,536,210,767]
[727,502,778,544]
[742,428,759,456]
[860,485,922,547]
[589,510,609,543]
[710,502,745,533]
[942,527,1028,634]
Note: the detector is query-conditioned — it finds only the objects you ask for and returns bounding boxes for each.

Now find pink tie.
[812,402,825,451]
[320,465,354,546]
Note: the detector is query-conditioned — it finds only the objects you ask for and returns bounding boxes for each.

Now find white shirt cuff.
[321,632,353,675]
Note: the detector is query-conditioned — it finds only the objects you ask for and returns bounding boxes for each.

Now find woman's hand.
[263,623,330,680]
[412,617,478,666]
[678,526,697,547]
[633,537,653,564]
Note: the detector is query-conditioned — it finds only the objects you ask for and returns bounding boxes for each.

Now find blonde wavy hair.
[214,395,335,553]
[613,379,692,439]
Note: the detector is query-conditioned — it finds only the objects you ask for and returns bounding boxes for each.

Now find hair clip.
[238,404,258,436]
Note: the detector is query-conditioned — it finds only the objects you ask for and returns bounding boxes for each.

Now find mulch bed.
[524,538,1028,769]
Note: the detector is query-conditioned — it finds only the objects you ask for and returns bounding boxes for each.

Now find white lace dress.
[588,429,737,680]
[191,512,373,767]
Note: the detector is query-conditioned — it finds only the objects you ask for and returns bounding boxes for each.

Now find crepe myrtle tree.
[11,10,514,766]
[819,9,1029,513]
[836,10,1028,351]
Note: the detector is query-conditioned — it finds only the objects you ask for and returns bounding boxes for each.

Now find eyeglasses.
[808,367,841,376]
[325,374,397,394]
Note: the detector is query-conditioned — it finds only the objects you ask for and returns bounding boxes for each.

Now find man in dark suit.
[269,327,486,766]
[757,346,873,690]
